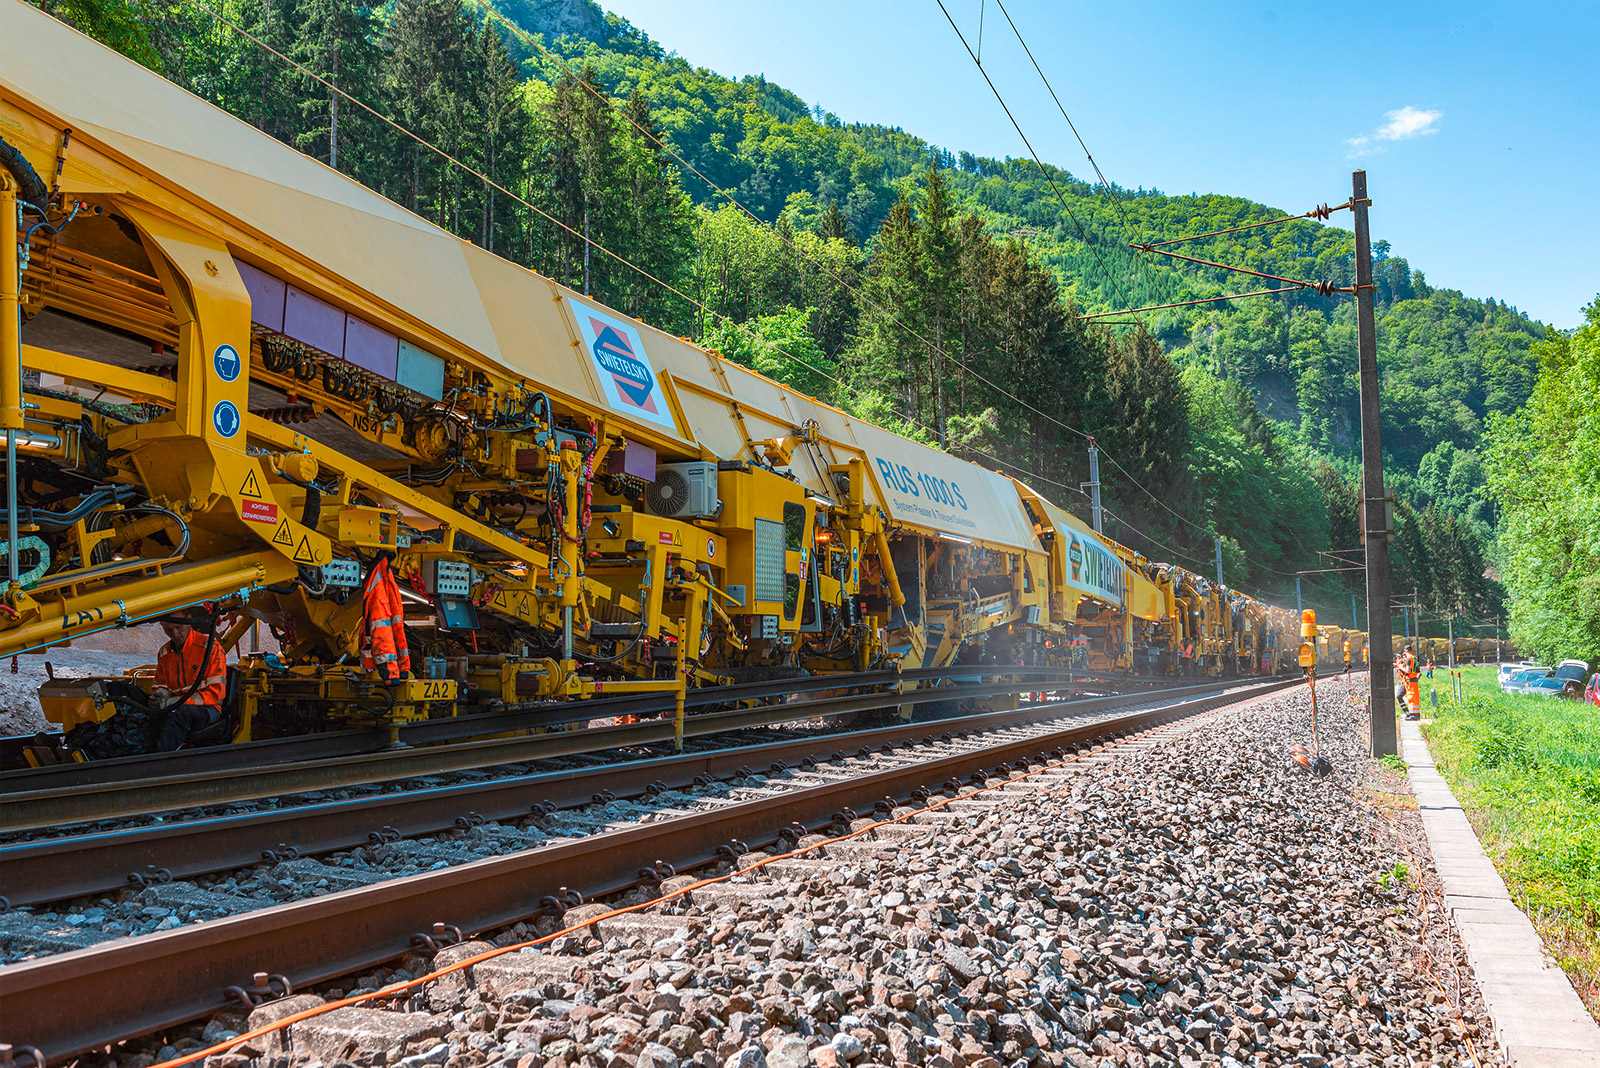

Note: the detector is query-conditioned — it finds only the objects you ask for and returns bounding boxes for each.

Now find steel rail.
[0,678,1252,906]
[0,677,1301,1061]
[0,675,1226,832]
[0,665,1160,785]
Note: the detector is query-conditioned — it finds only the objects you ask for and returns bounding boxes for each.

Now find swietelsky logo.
[590,319,658,413]
[569,300,678,433]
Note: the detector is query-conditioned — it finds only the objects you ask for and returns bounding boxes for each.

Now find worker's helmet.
[1403,641,1413,652]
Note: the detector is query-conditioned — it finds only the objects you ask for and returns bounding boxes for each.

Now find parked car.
[1553,659,1591,684]
[1523,677,1582,699]
[1502,667,1553,694]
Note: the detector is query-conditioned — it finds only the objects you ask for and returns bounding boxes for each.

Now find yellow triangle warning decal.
[239,468,263,499]
[272,518,295,546]
[292,535,316,564]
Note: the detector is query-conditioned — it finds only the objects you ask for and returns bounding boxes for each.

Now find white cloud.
[1345,106,1442,158]
[1376,106,1443,141]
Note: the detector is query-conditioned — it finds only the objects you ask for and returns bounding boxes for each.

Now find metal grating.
[753,519,785,603]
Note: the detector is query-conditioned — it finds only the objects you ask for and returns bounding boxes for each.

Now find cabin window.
[783,502,806,551]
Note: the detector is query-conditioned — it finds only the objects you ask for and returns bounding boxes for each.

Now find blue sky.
[600,0,1597,329]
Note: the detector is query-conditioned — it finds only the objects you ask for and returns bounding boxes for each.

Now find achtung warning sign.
[238,469,263,499]
[241,500,278,524]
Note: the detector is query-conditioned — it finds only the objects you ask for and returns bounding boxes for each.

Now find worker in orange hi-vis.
[152,614,227,752]
[1396,641,1421,719]
[361,551,412,684]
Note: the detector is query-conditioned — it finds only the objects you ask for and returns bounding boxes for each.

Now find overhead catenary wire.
[990,0,1170,309]
[934,0,1142,325]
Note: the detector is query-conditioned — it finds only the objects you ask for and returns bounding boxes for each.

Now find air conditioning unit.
[644,462,720,519]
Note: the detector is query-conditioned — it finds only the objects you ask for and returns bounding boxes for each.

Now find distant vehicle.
[1497,663,1530,686]
[1523,677,1581,699]
[1502,667,1553,694]
[1552,659,1591,684]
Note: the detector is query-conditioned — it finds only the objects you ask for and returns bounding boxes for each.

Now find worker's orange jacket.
[1396,650,1418,681]
[362,556,411,682]
[155,628,227,708]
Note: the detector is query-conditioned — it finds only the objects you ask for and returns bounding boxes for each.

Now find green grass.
[1422,665,1600,1017]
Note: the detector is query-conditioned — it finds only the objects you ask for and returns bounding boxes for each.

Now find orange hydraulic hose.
[149,687,1287,1068]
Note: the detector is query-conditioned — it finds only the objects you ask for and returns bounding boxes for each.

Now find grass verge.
[1421,664,1600,1019]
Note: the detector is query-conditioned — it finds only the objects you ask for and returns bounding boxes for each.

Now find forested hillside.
[31,0,1548,632]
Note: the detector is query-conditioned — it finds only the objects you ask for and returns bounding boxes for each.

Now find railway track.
[0,665,1175,778]
[0,668,1188,831]
[0,675,1300,1063]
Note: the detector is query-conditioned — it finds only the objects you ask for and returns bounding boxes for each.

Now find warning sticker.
[658,532,674,545]
[271,519,295,546]
[239,469,263,499]
[292,535,316,564]
[241,500,278,524]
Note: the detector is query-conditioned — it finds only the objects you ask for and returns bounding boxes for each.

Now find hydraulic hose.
[0,135,48,214]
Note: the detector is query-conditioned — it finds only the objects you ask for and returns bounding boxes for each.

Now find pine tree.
[917,163,958,445]
[292,0,384,180]
[818,201,853,244]
[473,23,529,256]
[383,0,474,224]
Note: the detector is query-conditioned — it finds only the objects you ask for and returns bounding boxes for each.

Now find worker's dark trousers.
[156,703,219,752]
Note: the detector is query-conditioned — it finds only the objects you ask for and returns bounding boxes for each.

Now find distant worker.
[152,614,227,752]
[1396,641,1421,719]
[1343,640,1351,674]
[1586,671,1600,707]
[362,551,412,684]
[1179,638,1195,676]
[1426,659,1435,680]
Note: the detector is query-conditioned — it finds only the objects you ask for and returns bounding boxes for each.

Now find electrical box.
[425,559,473,598]
[323,558,361,587]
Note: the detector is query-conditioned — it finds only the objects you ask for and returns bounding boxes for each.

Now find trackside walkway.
[1401,718,1600,1067]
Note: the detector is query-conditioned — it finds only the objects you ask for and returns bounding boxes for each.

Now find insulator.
[1309,203,1331,221]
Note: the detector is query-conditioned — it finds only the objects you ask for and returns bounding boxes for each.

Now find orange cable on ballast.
[146,687,1282,1068]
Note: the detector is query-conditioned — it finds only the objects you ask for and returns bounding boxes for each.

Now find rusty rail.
[0,678,1299,1061]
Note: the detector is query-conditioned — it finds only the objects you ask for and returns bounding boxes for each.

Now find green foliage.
[31,0,162,68]
[1377,861,1410,889]
[1484,298,1600,664]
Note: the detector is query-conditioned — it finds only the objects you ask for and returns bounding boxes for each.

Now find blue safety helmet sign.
[213,343,241,382]
[212,400,241,438]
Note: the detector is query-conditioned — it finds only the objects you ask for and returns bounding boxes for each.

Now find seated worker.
[152,614,227,752]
